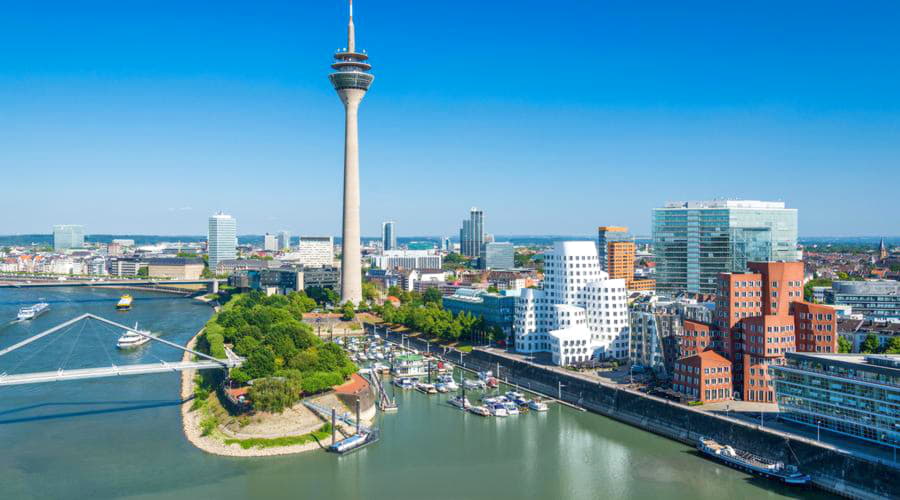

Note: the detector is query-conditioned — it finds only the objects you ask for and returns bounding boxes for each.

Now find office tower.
[371,249,442,270]
[514,241,630,365]
[652,200,799,294]
[441,236,451,252]
[597,226,629,272]
[481,242,514,270]
[208,212,237,273]
[295,236,335,268]
[382,221,397,251]
[263,233,277,252]
[53,225,85,251]
[459,207,484,257]
[329,0,373,304]
[277,230,291,251]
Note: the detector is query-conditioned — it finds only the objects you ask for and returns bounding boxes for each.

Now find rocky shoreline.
[179,329,337,458]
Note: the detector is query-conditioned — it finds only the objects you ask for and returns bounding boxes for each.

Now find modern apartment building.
[263,233,277,252]
[826,280,900,319]
[480,242,514,270]
[370,249,442,270]
[283,236,334,268]
[459,207,484,258]
[53,225,85,251]
[652,200,800,294]
[207,213,237,273]
[770,353,899,451]
[630,296,716,375]
[673,350,733,403]
[382,221,397,251]
[514,241,629,365]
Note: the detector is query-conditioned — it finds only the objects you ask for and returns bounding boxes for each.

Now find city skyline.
[3,2,900,236]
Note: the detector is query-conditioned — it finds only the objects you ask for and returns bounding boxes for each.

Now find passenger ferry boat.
[17,302,49,321]
[697,438,811,485]
[117,323,152,349]
[116,294,133,311]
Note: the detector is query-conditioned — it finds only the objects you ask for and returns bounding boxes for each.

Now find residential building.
[838,319,900,352]
[53,225,85,251]
[398,269,447,293]
[673,350,733,403]
[652,200,800,294]
[208,213,237,273]
[459,207,484,258]
[263,233,278,252]
[826,280,900,320]
[147,257,205,280]
[277,230,291,251]
[283,236,334,268]
[443,288,520,336]
[480,242,514,270]
[441,237,452,252]
[370,249,441,271]
[770,353,899,452]
[382,221,397,251]
[108,258,145,277]
[514,241,630,365]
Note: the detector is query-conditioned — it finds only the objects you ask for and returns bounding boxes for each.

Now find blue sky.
[2,1,899,237]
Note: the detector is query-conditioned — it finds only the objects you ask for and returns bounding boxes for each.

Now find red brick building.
[673,350,733,403]
[675,261,838,403]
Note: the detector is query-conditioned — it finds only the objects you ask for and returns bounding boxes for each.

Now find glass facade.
[208,213,237,273]
[770,353,899,450]
[827,281,900,319]
[443,289,518,334]
[53,225,85,251]
[382,221,396,251]
[481,242,514,270]
[652,201,799,294]
[459,208,484,257]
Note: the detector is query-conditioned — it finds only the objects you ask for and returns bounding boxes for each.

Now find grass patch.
[223,424,332,449]
[456,345,473,353]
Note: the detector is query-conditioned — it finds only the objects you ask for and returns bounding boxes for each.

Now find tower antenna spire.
[348,0,355,53]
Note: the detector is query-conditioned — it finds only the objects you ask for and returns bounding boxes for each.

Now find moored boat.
[697,438,811,485]
[448,395,471,410]
[468,405,491,417]
[416,382,438,395]
[528,399,549,412]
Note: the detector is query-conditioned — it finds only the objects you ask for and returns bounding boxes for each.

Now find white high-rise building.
[208,213,237,273]
[282,236,334,268]
[263,233,278,252]
[277,230,291,251]
[370,249,441,270]
[514,241,630,366]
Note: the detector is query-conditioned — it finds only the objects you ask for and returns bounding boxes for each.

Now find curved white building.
[514,241,629,365]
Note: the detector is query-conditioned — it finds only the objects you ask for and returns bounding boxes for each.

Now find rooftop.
[659,200,788,210]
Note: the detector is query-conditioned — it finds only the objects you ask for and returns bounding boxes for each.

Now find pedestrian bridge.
[0,313,242,387]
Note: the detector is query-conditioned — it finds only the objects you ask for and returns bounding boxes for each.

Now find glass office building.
[771,352,899,451]
[826,280,900,320]
[652,200,799,294]
[382,221,397,251]
[481,242,514,269]
[459,207,484,257]
[53,225,85,251]
[208,213,237,273]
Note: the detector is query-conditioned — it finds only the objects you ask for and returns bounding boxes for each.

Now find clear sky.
[2,1,899,237]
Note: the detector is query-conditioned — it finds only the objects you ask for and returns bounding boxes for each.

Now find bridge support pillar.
[210,280,219,294]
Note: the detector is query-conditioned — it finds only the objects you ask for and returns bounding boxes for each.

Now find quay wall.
[374,327,897,500]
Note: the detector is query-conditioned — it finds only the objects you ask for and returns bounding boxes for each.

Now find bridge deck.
[0,360,238,387]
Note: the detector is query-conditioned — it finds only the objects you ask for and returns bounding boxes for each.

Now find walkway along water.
[369,324,898,500]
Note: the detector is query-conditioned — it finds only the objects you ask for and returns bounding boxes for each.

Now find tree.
[883,336,900,354]
[860,333,880,354]
[362,281,379,302]
[249,377,302,413]
[838,336,853,354]
[341,301,356,321]
[244,346,276,379]
[423,287,442,306]
[137,266,149,278]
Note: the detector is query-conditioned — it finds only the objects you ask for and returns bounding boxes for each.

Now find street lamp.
[816,420,821,441]
[558,381,565,400]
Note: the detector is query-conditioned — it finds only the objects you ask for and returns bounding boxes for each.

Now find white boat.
[505,390,524,401]
[438,374,459,391]
[463,379,486,390]
[117,323,152,349]
[449,395,471,409]
[503,402,520,415]
[416,382,438,395]
[17,302,49,321]
[490,403,508,417]
[435,383,450,393]
[393,377,416,389]
[528,399,549,412]
[468,405,491,417]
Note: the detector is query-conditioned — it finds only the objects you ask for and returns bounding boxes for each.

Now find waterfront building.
[652,200,800,294]
[459,207,484,258]
[770,352,899,452]
[382,221,396,251]
[329,0,373,305]
[108,258,146,277]
[443,288,519,336]
[480,242,514,270]
[263,233,277,252]
[826,280,900,320]
[229,265,340,295]
[207,213,237,274]
[283,236,334,268]
[673,350,733,403]
[53,225,85,251]
[370,249,441,271]
[86,257,107,276]
[514,241,629,365]
[629,295,715,375]
[147,257,205,280]
[277,230,291,251]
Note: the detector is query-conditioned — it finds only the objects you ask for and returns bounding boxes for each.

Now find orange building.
[673,350,733,403]
[598,226,653,291]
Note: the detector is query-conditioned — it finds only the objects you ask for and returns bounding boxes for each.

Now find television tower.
[329,0,373,304]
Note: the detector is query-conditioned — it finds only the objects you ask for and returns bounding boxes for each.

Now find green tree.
[341,301,356,321]
[838,336,853,354]
[423,287,442,306]
[362,281,379,302]
[137,266,149,278]
[244,346,276,379]
[249,377,302,413]
[883,336,900,354]
[860,333,880,354]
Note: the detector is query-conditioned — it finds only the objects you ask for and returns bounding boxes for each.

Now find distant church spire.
[880,237,888,260]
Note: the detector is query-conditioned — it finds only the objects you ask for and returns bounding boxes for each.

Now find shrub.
[200,415,218,436]
[301,371,344,395]
[249,377,302,414]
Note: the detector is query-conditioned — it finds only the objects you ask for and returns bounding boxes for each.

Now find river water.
[0,288,831,499]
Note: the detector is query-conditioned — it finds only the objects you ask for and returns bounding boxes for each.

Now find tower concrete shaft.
[329,0,373,305]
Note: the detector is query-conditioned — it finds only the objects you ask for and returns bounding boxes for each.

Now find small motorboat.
[491,403,508,417]
[528,399,549,412]
[463,379,486,390]
[449,395,471,410]
[435,383,450,393]
[468,405,491,417]
[416,382,438,395]
[504,401,520,415]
